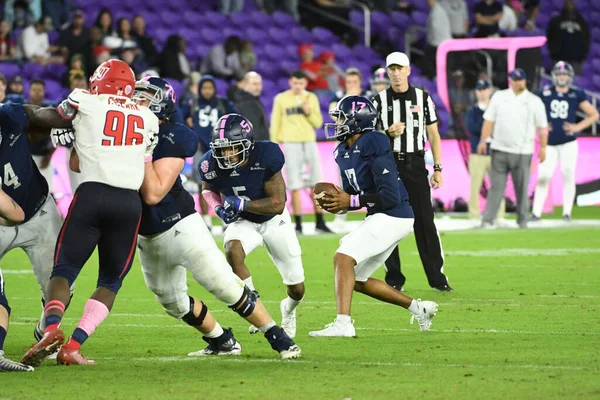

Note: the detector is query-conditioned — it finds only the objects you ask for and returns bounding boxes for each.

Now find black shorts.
[52,182,142,293]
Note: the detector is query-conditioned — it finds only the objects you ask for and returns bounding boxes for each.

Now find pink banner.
[50,138,599,217]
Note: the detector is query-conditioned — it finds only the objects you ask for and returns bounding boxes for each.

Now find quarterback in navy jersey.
[308,95,438,338]
[0,102,72,354]
[532,61,599,221]
[135,79,300,360]
[199,113,305,339]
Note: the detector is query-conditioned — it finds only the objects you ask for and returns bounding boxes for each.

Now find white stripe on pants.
[532,140,578,217]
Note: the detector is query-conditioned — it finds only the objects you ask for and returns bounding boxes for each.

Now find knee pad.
[182,296,208,327]
[0,294,10,316]
[229,286,257,318]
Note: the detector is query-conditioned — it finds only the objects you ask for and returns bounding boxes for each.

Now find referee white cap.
[386,52,410,67]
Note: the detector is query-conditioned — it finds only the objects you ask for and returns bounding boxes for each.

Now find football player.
[198,114,305,338]
[532,61,599,221]
[308,95,438,337]
[21,59,160,366]
[135,78,301,359]
[370,67,390,95]
[0,186,34,372]
[0,102,73,350]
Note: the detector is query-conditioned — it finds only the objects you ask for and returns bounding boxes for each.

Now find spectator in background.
[465,80,505,222]
[546,0,589,75]
[439,0,469,38]
[200,36,244,81]
[6,75,24,96]
[329,67,364,112]
[58,9,90,75]
[499,0,523,33]
[94,8,115,42]
[27,79,56,194]
[132,15,159,68]
[104,17,138,52]
[370,67,390,94]
[318,51,344,94]
[234,71,269,141]
[425,0,452,79]
[0,20,16,60]
[61,53,85,86]
[262,0,299,20]
[160,35,191,81]
[270,69,330,234]
[69,71,87,90]
[179,71,201,120]
[477,69,548,229]
[0,74,6,102]
[187,75,238,231]
[522,0,539,30]
[43,0,76,30]
[298,44,330,97]
[219,0,244,15]
[227,71,246,103]
[5,0,39,30]
[93,45,111,68]
[449,70,470,121]
[119,48,141,77]
[240,40,257,71]
[17,16,63,64]
[473,0,503,38]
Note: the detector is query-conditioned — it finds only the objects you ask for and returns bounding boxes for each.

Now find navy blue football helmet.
[133,76,177,120]
[210,113,254,169]
[370,67,390,92]
[325,95,377,141]
[552,61,574,88]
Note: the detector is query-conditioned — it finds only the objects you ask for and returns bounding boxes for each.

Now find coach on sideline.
[478,68,548,229]
[372,52,452,292]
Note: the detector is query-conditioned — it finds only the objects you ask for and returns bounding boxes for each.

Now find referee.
[372,52,452,292]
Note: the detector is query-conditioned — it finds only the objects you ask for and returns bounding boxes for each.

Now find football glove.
[50,128,75,147]
[223,196,248,214]
[215,206,239,224]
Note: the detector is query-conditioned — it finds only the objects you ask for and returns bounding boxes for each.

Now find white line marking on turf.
[440,248,600,257]
[96,355,594,371]
[0,270,33,274]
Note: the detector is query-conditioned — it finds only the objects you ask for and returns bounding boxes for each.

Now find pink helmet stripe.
[219,115,229,139]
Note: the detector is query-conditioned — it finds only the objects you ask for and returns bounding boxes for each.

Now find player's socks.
[67,299,110,347]
[336,314,352,324]
[407,300,419,313]
[43,300,66,333]
[0,326,7,351]
[294,215,302,231]
[282,296,302,313]
[257,320,276,333]
[315,213,324,225]
[205,323,224,339]
[243,277,255,291]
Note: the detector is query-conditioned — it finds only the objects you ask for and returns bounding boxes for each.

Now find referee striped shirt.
[372,86,437,153]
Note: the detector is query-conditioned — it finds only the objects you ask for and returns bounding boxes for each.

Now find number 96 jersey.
[539,85,587,146]
[198,141,285,223]
[59,89,159,190]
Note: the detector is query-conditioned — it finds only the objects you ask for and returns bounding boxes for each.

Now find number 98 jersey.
[198,141,285,224]
[539,85,587,146]
[59,89,159,190]
[0,103,48,222]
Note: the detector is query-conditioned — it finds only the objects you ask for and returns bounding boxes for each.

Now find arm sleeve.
[424,92,438,125]
[0,103,29,131]
[534,98,548,128]
[577,88,588,105]
[306,93,323,128]
[483,95,498,122]
[264,143,285,180]
[162,125,198,159]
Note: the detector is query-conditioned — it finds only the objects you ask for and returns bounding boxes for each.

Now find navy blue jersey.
[539,85,587,146]
[198,141,285,224]
[139,121,198,236]
[335,131,413,219]
[0,103,48,222]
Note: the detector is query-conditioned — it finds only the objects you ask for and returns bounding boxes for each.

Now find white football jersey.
[66,89,159,191]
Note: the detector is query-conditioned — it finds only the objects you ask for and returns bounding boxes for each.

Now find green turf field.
[1,212,599,399]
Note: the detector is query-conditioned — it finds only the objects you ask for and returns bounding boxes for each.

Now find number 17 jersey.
[61,89,159,190]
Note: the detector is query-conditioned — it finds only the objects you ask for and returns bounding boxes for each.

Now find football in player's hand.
[313,182,340,210]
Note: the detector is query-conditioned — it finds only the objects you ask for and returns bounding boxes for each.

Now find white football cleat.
[279,344,301,360]
[410,299,438,331]
[280,299,297,338]
[309,319,356,337]
[0,351,34,372]
[248,324,259,334]
[188,329,242,356]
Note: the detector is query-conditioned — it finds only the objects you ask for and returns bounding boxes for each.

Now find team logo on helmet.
[91,66,109,81]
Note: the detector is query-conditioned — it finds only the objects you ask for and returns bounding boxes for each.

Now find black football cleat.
[433,284,454,292]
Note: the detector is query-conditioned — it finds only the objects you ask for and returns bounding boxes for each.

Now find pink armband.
[538,127,549,135]
[144,155,153,163]
[202,189,223,211]
[350,195,360,208]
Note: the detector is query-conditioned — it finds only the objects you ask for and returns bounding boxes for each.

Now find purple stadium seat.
[412,11,428,26]
[349,10,364,26]
[43,63,68,81]
[0,63,21,79]
[272,11,296,28]
[44,80,63,102]
[182,11,203,26]
[230,11,248,27]
[279,60,299,76]
[291,27,312,44]
[248,10,272,28]
[159,11,179,25]
[48,30,60,45]
[371,11,391,34]
[203,11,228,28]
[22,63,44,79]
[222,27,243,39]
[165,0,187,11]
[390,11,410,27]
[277,77,289,91]
[200,28,224,44]
[214,78,228,97]
[331,43,353,61]
[269,27,288,44]
[264,44,283,61]
[262,79,276,94]
[194,43,212,58]
[245,27,270,44]
[177,27,201,42]
[285,44,299,59]
[311,27,337,45]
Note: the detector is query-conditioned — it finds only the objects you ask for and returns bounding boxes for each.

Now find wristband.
[239,198,248,212]
[350,195,360,208]
[144,154,153,164]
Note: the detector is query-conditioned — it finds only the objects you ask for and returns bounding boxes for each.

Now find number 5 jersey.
[59,88,159,190]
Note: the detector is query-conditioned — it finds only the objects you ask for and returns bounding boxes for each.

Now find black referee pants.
[384,154,448,288]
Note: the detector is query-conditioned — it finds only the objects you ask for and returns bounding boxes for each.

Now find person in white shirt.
[17,16,63,65]
[477,68,548,228]
[425,0,452,78]
[439,0,469,38]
